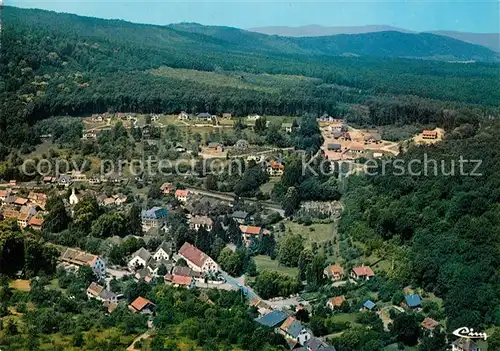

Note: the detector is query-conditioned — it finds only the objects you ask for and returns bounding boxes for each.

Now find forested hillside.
[1,6,499,153]
[339,121,500,330]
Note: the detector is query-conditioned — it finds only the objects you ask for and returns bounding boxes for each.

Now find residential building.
[60,248,106,278]
[153,241,172,261]
[267,160,284,177]
[235,139,249,149]
[165,274,193,288]
[189,215,213,231]
[254,310,288,328]
[128,296,155,314]
[175,189,190,203]
[327,143,342,152]
[0,189,12,202]
[239,225,269,246]
[160,182,173,195]
[302,338,337,351]
[141,206,169,231]
[247,114,261,120]
[323,264,344,281]
[171,266,203,280]
[362,300,377,312]
[422,130,438,140]
[86,282,117,303]
[207,142,224,151]
[403,294,422,309]
[17,205,37,228]
[28,217,45,231]
[178,242,219,273]
[421,317,440,337]
[178,111,189,120]
[281,122,294,133]
[13,197,28,207]
[351,266,375,280]
[222,113,232,119]
[197,112,212,120]
[329,121,347,133]
[451,338,479,351]
[349,145,365,154]
[278,316,311,346]
[327,296,345,310]
[231,210,249,224]
[128,247,152,271]
[364,133,382,144]
[82,132,97,140]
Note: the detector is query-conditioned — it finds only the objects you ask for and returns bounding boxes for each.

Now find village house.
[189,215,213,231]
[281,122,294,133]
[329,121,347,133]
[231,210,249,224]
[27,192,47,209]
[239,225,269,246]
[278,316,311,347]
[88,177,101,185]
[327,296,345,310]
[160,182,173,195]
[197,112,212,120]
[135,268,153,283]
[350,266,375,280]
[422,130,438,140]
[420,317,440,337]
[302,337,337,351]
[178,242,219,273]
[247,114,261,120]
[451,338,479,351]
[331,131,343,139]
[207,142,224,152]
[323,264,344,281]
[349,145,365,154]
[42,176,57,183]
[153,241,172,261]
[128,296,155,314]
[58,175,73,187]
[174,144,186,153]
[0,189,13,202]
[267,160,285,177]
[171,266,203,280]
[235,139,249,150]
[81,132,97,140]
[141,206,169,231]
[16,205,37,228]
[175,189,190,203]
[178,111,190,120]
[86,282,118,303]
[341,132,352,141]
[403,294,422,310]
[364,133,382,144]
[327,143,342,152]
[254,310,288,328]
[13,197,28,207]
[362,300,377,312]
[60,248,106,278]
[222,113,232,119]
[28,217,45,231]
[128,247,152,271]
[165,274,193,288]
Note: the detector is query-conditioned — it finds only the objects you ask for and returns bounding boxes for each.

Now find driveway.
[219,271,259,300]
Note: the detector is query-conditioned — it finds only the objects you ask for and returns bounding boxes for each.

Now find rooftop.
[178,242,211,268]
[254,310,288,328]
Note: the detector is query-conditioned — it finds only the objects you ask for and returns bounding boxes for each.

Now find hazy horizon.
[7,0,500,34]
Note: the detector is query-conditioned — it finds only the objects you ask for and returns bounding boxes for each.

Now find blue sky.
[7,0,500,33]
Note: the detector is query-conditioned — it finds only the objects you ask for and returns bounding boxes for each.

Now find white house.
[153,241,172,261]
[128,247,152,271]
[278,317,311,346]
[87,282,118,303]
[178,242,219,273]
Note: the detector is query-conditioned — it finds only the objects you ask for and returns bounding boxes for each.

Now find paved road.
[220,271,259,300]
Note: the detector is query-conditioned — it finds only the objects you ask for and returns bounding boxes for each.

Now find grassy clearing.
[254,255,298,277]
[9,279,31,292]
[329,313,360,326]
[284,221,335,246]
[259,178,279,194]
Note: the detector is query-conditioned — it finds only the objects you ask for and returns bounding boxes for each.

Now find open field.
[254,255,298,277]
[284,221,335,246]
[9,279,31,292]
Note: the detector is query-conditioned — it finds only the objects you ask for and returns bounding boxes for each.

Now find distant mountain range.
[4,6,499,62]
[249,25,500,53]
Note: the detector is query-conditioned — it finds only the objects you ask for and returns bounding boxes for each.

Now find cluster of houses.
[255,309,335,350]
[0,189,47,230]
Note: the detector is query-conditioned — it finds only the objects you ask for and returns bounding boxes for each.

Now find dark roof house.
[254,310,288,328]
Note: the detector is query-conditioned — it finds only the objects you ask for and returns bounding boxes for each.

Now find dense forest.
[1,6,500,153]
[339,121,500,330]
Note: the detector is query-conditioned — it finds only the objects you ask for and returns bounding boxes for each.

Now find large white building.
[178,242,219,273]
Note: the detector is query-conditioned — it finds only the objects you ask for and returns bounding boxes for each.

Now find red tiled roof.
[328,296,345,307]
[14,198,28,205]
[129,296,154,312]
[280,316,295,332]
[352,266,375,277]
[326,264,344,276]
[269,160,284,170]
[175,189,189,197]
[171,275,192,286]
[0,190,7,197]
[423,130,438,135]
[239,225,262,235]
[178,242,209,268]
[29,217,44,227]
[421,317,439,330]
[350,145,365,151]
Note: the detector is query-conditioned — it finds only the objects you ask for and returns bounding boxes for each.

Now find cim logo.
[452,327,488,340]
